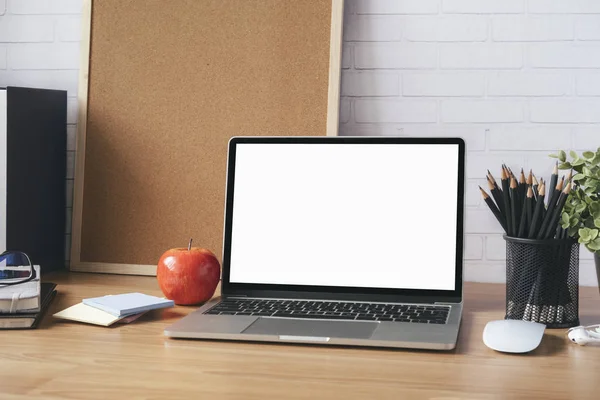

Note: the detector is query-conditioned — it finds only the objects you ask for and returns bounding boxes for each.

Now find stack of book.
[53,293,174,327]
[0,265,57,329]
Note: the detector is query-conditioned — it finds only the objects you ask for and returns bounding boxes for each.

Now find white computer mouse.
[483,319,546,353]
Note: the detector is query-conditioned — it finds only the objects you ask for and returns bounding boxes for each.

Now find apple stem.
[188,238,193,251]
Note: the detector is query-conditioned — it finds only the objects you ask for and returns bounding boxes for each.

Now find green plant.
[550,149,600,252]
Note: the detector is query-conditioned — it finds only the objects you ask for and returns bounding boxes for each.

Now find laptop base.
[164,298,462,351]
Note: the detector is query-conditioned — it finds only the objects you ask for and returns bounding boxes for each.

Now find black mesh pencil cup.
[504,235,579,329]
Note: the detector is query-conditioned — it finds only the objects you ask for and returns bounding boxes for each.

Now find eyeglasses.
[0,251,35,286]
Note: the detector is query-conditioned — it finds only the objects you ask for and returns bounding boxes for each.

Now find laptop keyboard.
[204,298,450,324]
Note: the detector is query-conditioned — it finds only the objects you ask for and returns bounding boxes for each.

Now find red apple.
[157,239,221,305]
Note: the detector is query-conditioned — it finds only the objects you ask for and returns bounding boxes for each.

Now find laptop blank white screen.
[229,143,459,291]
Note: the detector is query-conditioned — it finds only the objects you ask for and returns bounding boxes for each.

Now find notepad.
[53,303,148,327]
[53,302,125,326]
[82,293,174,317]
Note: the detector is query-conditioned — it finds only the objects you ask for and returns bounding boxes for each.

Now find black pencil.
[487,170,500,190]
[487,176,505,220]
[526,186,534,232]
[504,164,515,182]
[542,182,572,239]
[537,177,564,240]
[501,166,512,237]
[549,161,558,201]
[565,169,573,185]
[532,174,539,201]
[510,177,519,237]
[530,184,536,219]
[518,168,527,206]
[555,225,563,240]
[526,171,534,228]
[539,178,546,221]
[517,186,532,238]
[528,183,546,239]
[480,186,507,233]
[507,165,516,180]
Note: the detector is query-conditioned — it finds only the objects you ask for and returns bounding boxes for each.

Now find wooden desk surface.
[3,272,600,400]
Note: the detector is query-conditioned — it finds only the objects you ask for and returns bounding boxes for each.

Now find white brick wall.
[530,99,600,123]
[344,16,403,41]
[354,0,439,15]
[56,16,81,42]
[4,0,600,286]
[10,43,79,69]
[355,99,437,122]
[9,0,82,15]
[488,127,571,150]
[576,16,600,41]
[403,17,488,42]
[342,71,400,96]
[403,72,485,96]
[0,16,54,42]
[443,0,525,14]
[355,43,437,69]
[341,0,600,286]
[0,46,6,69]
[440,44,524,69]
[528,0,600,14]
[441,99,525,122]
[492,16,574,42]
[576,73,600,95]
[488,72,570,96]
[574,128,600,150]
[529,44,600,68]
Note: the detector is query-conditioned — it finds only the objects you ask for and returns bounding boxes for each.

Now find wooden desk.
[3,272,600,399]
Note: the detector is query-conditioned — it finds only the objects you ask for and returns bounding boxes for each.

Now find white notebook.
[82,292,174,317]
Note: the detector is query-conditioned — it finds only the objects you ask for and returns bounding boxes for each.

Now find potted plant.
[551,148,600,287]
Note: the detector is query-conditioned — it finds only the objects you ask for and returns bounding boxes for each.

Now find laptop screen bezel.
[220,136,465,304]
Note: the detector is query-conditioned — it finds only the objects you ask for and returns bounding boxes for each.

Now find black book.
[1,86,67,272]
[0,282,57,329]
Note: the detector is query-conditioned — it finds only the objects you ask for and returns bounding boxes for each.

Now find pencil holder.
[504,236,579,329]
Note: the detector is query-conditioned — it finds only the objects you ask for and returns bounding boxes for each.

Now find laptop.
[164,136,465,350]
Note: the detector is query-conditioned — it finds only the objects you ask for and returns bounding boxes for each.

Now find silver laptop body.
[164,136,465,350]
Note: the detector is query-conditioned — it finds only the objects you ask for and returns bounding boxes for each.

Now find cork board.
[71,0,344,275]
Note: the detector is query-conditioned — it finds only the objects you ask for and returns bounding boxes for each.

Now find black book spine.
[6,87,67,272]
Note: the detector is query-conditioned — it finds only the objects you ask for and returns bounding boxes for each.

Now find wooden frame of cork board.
[70,0,345,276]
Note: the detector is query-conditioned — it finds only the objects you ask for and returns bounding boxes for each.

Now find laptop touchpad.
[242,317,377,339]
